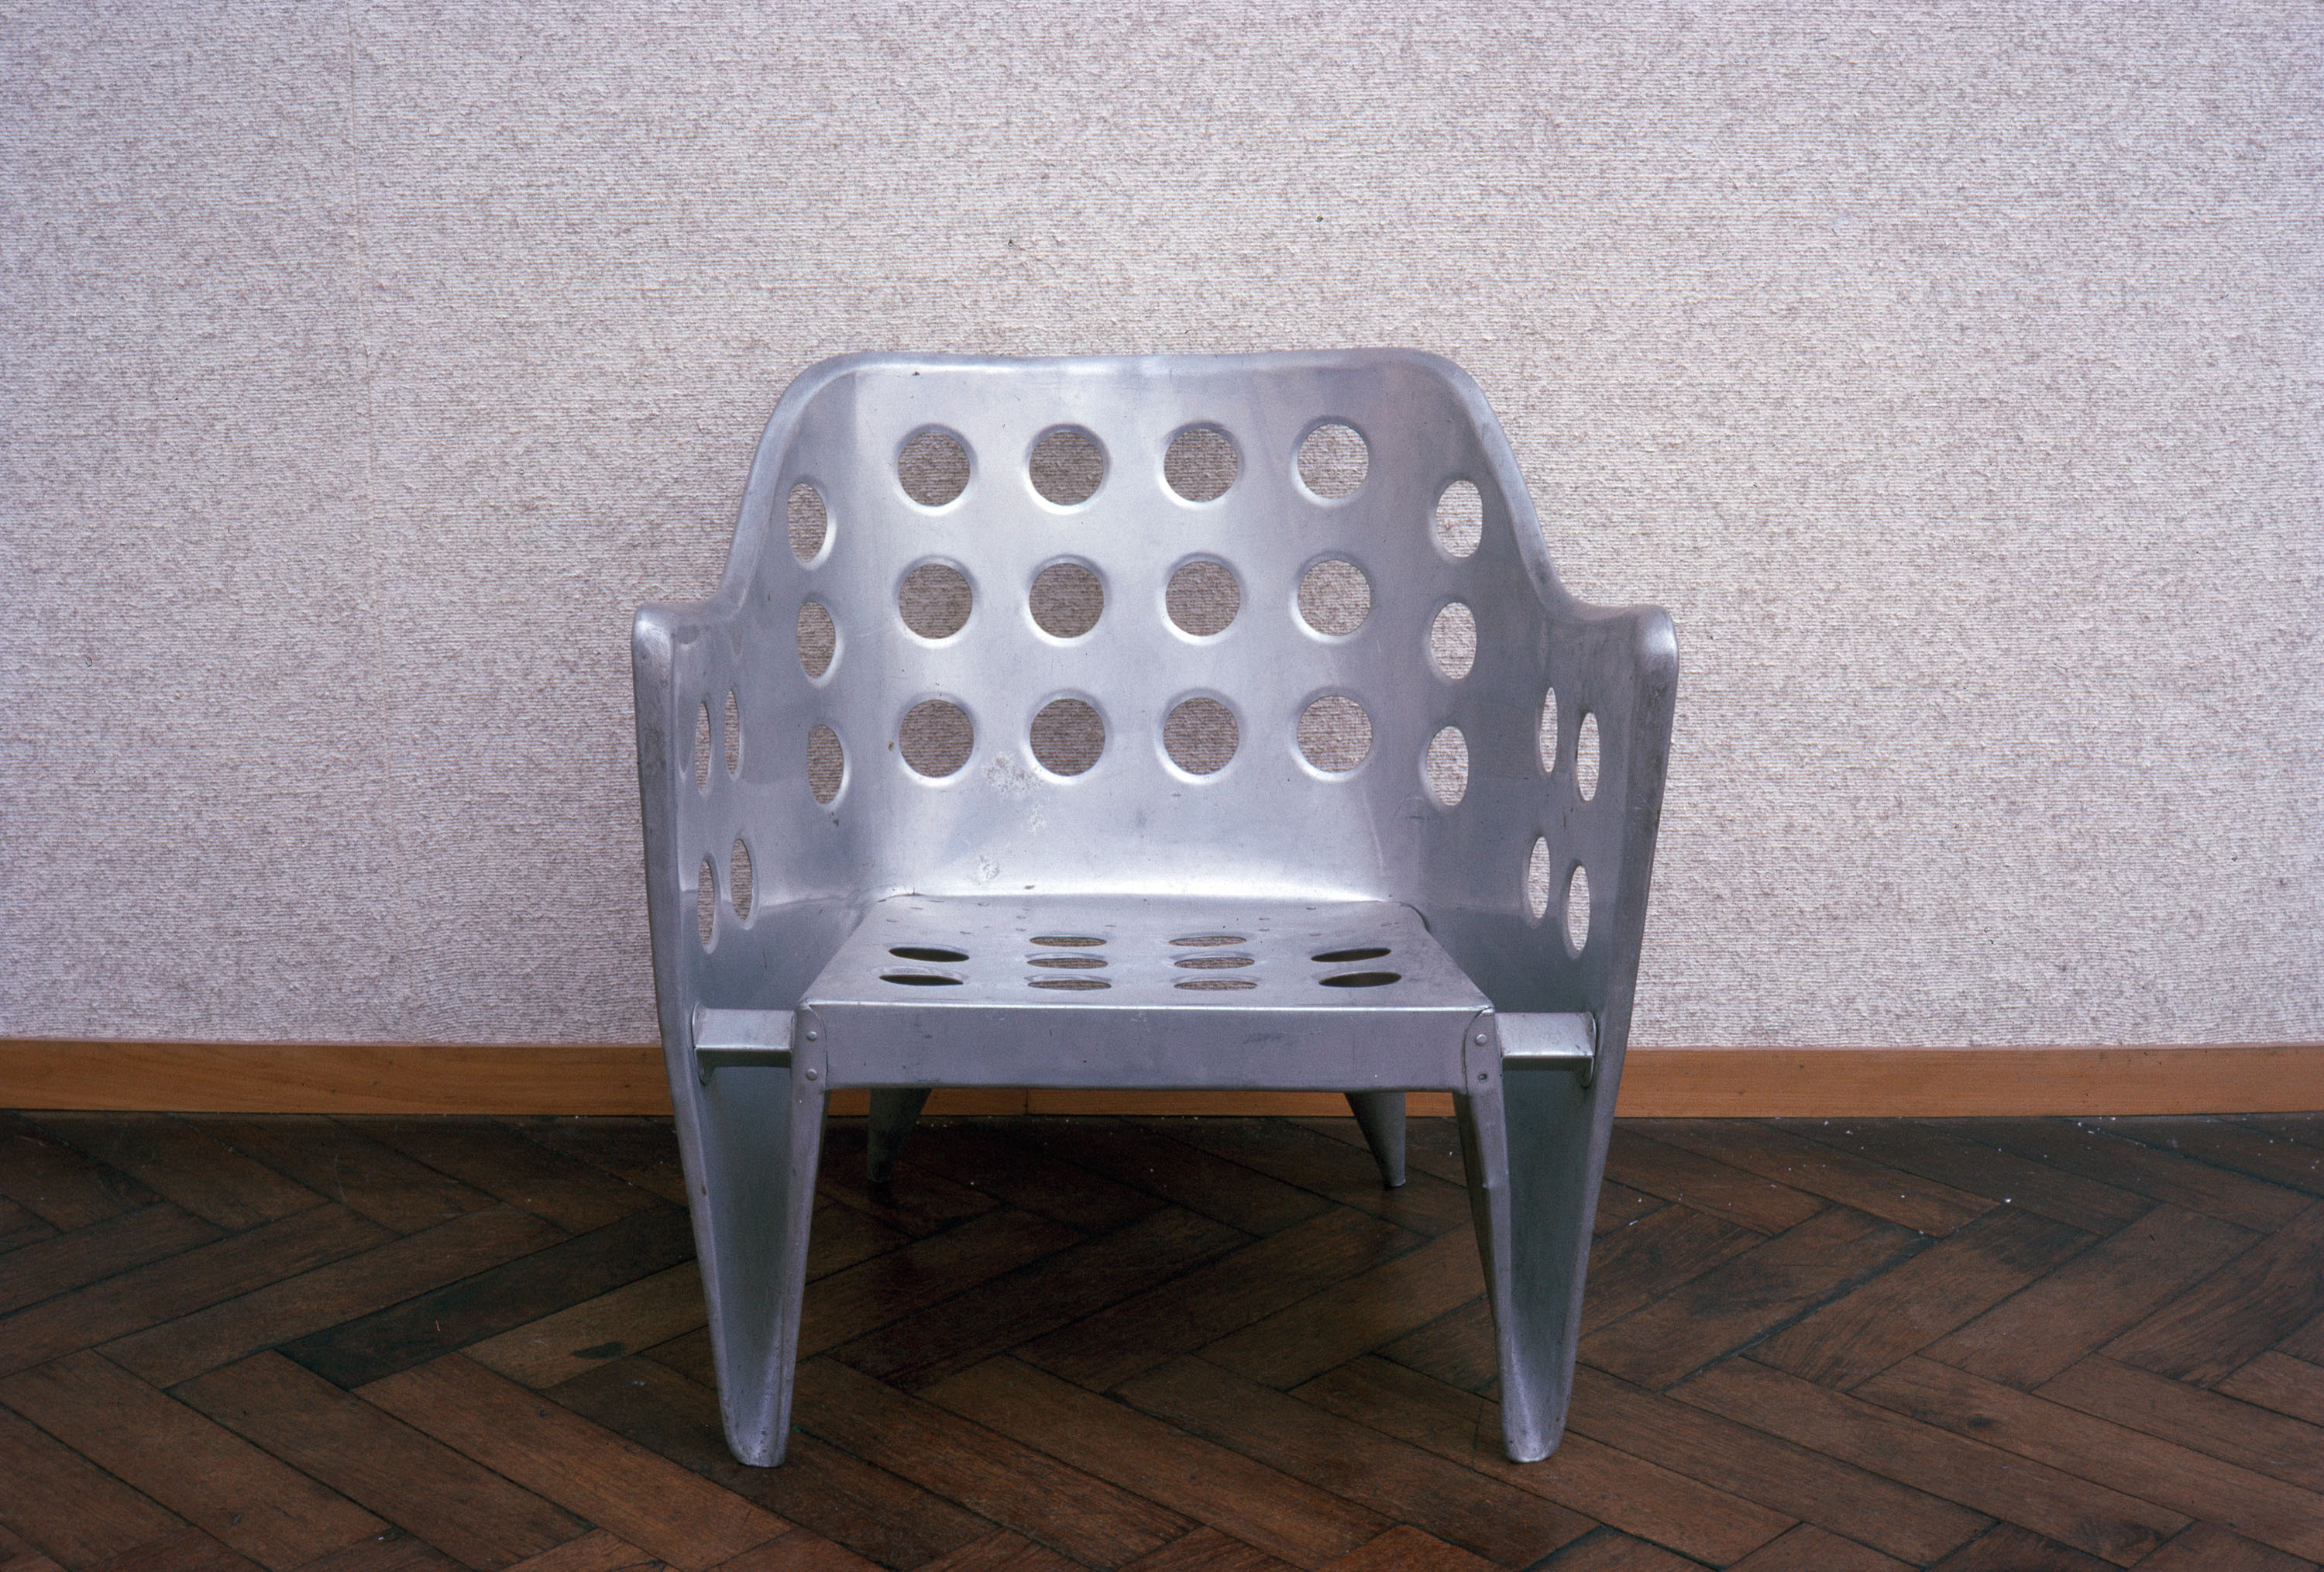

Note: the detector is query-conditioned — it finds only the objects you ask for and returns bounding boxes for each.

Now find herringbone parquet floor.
[1,1110,2319,1572]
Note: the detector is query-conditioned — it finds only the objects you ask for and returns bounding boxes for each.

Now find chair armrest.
[1545,598,1678,1061]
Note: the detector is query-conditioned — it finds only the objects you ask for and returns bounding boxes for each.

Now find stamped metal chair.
[632,351,1676,1466]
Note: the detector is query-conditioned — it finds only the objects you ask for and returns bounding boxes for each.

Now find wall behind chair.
[3,3,2316,1049]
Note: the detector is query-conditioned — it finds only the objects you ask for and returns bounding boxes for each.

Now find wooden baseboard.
[2,1039,2318,1117]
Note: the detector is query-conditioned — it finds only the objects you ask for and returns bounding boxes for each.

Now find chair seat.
[795,893,1490,1091]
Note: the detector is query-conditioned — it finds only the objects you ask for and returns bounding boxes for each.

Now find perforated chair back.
[633,351,1676,1468]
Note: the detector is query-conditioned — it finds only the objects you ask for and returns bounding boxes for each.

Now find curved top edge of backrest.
[701,349,1561,614]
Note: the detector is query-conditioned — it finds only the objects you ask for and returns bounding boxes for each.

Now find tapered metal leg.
[867,1087,933,1183]
[1456,1055,1622,1461]
[668,1027,825,1467]
[1344,1089,1407,1188]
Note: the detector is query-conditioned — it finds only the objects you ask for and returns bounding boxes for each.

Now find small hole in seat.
[1176,978,1257,991]
[723,691,741,776]
[1298,559,1370,636]
[696,857,715,948]
[1030,562,1104,638]
[1164,697,1237,776]
[899,700,974,777]
[1427,726,1468,807]
[1538,690,1559,774]
[882,972,964,986]
[808,724,844,804]
[1165,425,1239,501]
[1527,837,1551,921]
[788,483,828,562]
[1297,422,1367,500]
[693,701,712,791]
[797,602,836,678]
[1435,480,1482,557]
[1576,712,1600,802]
[1174,954,1253,969]
[1032,934,1105,947]
[730,838,753,920]
[1167,560,1239,637]
[1171,934,1245,947]
[1030,976,1110,990]
[1030,698,1105,777]
[1565,865,1591,955]
[1030,428,1106,505]
[1320,971,1401,988]
[899,563,972,639]
[1298,696,1371,772]
[890,945,968,962]
[1027,954,1106,969]
[899,430,971,506]
[1431,603,1476,679]
[1312,946,1388,963]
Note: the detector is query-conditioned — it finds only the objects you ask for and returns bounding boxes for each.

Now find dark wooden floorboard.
[3,1111,2319,1572]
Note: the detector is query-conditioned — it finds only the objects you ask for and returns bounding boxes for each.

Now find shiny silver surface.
[633,350,1676,1466]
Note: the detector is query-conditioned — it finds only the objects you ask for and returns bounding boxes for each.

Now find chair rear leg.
[867,1087,933,1183]
[1456,1061,1621,1461]
[1344,1090,1407,1188]
[669,1042,826,1467]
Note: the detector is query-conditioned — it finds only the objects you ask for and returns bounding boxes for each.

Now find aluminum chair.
[631,350,1676,1466]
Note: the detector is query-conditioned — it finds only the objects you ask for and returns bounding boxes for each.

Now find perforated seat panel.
[799,895,1489,1089]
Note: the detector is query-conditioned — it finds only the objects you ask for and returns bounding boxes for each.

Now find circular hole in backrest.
[723,691,741,776]
[1030,697,1105,777]
[1177,977,1257,991]
[891,945,968,962]
[1435,480,1483,558]
[729,838,753,920]
[1164,425,1239,501]
[1027,953,1105,969]
[1426,725,1468,807]
[899,699,974,777]
[1431,603,1477,680]
[1313,946,1389,963]
[788,483,828,562]
[1030,562,1103,638]
[1167,560,1240,637]
[1576,711,1600,801]
[1538,689,1559,774]
[1171,934,1246,947]
[696,856,716,947]
[796,601,835,679]
[1320,971,1401,988]
[1298,696,1372,773]
[1565,864,1592,955]
[899,562,972,639]
[1029,976,1111,990]
[1527,836,1551,921]
[1031,934,1105,947]
[807,724,844,804]
[1297,558,1370,637]
[692,700,712,791]
[1163,697,1238,776]
[1297,421,1368,500]
[1029,427,1106,506]
[883,972,964,986]
[899,429,971,507]
[1174,953,1253,969]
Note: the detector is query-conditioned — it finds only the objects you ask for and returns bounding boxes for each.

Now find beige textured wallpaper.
[2,3,2317,1048]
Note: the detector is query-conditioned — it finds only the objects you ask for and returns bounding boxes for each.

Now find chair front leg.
[1456,1052,1622,1461]
[669,1026,826,1467]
